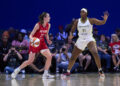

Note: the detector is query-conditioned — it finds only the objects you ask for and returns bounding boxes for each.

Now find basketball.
[30,37,40,48]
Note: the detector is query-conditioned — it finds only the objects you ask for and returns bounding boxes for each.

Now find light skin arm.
[3,48,23,61]
[13,48,23,60]
[98,47,107,54]
[89,11,109,25]
[3,49,11,62]
[98,47,104,52]
[45,24,52,45]
[30,64,44,72]
[29,23,39,39]
[46,24,51,40]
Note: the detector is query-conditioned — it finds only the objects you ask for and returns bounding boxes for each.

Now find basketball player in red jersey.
[11,12,54,79]
[64,8,109,77]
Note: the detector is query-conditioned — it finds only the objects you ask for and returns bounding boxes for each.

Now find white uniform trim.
[81,8,87,13]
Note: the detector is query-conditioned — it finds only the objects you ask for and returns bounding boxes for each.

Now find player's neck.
[42,22,47,27]
[81,17,87,23]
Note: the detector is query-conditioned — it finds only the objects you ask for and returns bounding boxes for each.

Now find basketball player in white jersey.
[64,8,109,77]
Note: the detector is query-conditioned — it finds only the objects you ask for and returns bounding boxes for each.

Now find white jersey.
[77,18,93,39]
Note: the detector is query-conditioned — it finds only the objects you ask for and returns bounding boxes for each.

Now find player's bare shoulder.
[48,23,51,28]
[35,23,40,30]
[88,18,95,25]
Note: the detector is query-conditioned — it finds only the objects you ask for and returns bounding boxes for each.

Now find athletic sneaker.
[11,68,20,79]
[114,66,120,72]
[64,72,71,76]
[99,69,105,78]
[42,74,55,79]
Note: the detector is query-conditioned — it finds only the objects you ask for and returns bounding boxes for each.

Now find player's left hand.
[47,40,52,45]
[102,11,109,21]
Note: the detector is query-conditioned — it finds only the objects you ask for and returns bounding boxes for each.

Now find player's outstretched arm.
[89,11,109,25]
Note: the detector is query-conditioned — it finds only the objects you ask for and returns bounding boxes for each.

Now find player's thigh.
[28,52,36,62]
[87,41,98,53]
[40,49,52,59]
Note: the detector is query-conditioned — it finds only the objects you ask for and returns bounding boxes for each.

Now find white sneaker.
[11,68,20,79]
[42,74,55,79]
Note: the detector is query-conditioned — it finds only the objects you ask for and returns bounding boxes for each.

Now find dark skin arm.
[69,19,78,39]
[89,11,109,25]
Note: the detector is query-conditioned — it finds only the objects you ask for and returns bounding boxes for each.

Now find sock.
[44,70,48,75]
[98,68,102,71]
[67,70,70,73]
[17,67,21,72]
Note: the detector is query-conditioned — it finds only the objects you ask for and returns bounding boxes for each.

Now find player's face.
[44,13,50,23]
[80,11,87,18]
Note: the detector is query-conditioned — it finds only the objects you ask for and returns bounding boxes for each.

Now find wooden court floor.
[0,73,120,86]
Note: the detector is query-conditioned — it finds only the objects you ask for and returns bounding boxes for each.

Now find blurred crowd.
[0,23,120,74]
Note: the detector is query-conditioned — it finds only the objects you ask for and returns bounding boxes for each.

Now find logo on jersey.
[78,25,89,28]
[40,30,48,33]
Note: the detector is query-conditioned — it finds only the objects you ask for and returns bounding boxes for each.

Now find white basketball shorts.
[75,37,95,51]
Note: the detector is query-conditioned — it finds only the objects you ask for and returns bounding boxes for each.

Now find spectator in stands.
[66,38,75,53]
[8,27,16,42]
[20,29,30,42]
[65,18,75,36]
[48,33,57,52]
[78,48,91,71]
[12,32,29,61]
[57,45,79,73]
[3,47,23,74]
[115,28,120,39]
[65,18,78,41]
[0,31,11,72]
[56,25,68,49]
[109,34,120,71]
[97,35,111,72]
[93,27,100,42]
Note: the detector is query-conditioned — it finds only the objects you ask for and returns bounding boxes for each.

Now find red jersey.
[29,22,49,53]
[33,22,49,41]
[109,41,120,54]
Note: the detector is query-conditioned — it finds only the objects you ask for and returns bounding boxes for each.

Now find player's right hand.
[29,35,34,40]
